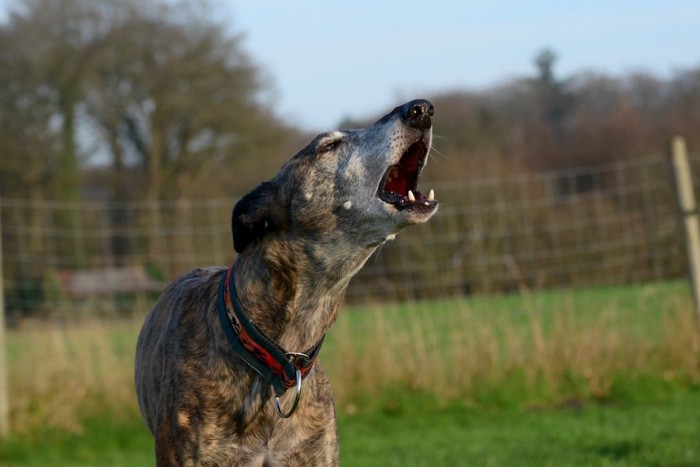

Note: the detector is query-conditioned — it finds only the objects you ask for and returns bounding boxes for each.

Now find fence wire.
[0,154,695,319]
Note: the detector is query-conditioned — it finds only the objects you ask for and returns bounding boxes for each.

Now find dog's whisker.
[372,242,387,265]
[430,146,448,159]
[428,134,448,162]
[428,146,448,165]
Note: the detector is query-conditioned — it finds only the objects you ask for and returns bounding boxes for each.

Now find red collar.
[217,263,324,417]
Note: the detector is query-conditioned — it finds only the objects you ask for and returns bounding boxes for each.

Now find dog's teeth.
[428,189,435,201]
[408,190,416,202]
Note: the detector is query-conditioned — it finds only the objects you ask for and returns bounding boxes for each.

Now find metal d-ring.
[274,369,302,418]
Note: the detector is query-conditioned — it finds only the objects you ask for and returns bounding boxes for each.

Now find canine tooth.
[428,189,435,201]
[408,190,416,202]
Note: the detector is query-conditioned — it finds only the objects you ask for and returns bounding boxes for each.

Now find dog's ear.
[232,182,278,253]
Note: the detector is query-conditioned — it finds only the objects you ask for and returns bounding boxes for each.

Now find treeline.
[411,50,700,188]
[2,0,699,204]
[0,0,309,274]
[0,0,303,207]
[2,1,699,207]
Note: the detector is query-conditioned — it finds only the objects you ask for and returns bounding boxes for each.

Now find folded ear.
[232,182,278,253]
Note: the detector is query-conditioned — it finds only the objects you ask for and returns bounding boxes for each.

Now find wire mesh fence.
[351,153,689,301]
[0,153,695,320]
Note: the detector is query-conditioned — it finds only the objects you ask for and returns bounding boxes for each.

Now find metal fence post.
[670,136,700,326]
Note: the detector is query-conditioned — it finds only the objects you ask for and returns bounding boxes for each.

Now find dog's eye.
[318,139,342,155]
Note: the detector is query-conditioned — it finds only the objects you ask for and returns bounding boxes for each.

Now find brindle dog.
[135,100,439,466]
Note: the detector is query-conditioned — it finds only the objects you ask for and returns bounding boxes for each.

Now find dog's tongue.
[383,142,424,195]
[379,141,437,210]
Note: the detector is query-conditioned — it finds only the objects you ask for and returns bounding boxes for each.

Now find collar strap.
[217,263,324,398]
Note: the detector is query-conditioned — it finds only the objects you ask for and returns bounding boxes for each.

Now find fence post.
[670,136,700,325]
[0,196,8,436]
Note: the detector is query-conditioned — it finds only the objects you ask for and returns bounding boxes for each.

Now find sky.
[226,0,700,130]
[1,0,698,131]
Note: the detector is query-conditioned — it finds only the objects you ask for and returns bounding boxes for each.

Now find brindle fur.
[135,100,438,466]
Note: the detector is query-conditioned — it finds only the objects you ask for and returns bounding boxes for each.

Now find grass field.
[0,281,698,465]
[1,390,699,466]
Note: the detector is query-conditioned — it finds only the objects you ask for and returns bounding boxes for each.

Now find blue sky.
[1,0,698,130]
[229,0,700,130]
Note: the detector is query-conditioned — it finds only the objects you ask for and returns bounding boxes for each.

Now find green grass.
[1,390,699,466]
[339,389,700,466]
[0,410,152,467]
[325,281,699,409]
[1,280,698,465]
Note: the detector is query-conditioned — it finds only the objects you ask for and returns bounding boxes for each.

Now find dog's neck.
[232,240,374,352]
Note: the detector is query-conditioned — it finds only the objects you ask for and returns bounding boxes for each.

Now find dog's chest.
[193,415,327,466]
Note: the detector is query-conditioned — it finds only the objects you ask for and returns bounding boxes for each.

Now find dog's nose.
[400,99,434,130]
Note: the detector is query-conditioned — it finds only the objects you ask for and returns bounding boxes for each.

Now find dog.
[135,99,439,466]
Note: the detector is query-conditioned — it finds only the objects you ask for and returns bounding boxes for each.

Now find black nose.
[400,99,434,130]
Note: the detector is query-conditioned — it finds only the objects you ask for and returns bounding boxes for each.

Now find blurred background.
[0,0,698,465]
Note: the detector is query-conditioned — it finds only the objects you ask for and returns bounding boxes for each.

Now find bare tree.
[0,27,58,202]
[81,1,290,268]
[1,0,120,201]
[0,0,299,273]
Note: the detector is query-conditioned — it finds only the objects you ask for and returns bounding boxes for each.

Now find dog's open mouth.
[378,141,438,212]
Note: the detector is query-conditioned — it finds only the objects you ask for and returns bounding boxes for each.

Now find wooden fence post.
[670,136,700,326]
[0,196,9,436]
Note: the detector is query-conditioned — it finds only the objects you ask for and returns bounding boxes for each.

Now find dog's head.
[232,99,438,257]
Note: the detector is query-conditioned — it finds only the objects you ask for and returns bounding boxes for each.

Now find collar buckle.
[285,351,312,369]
